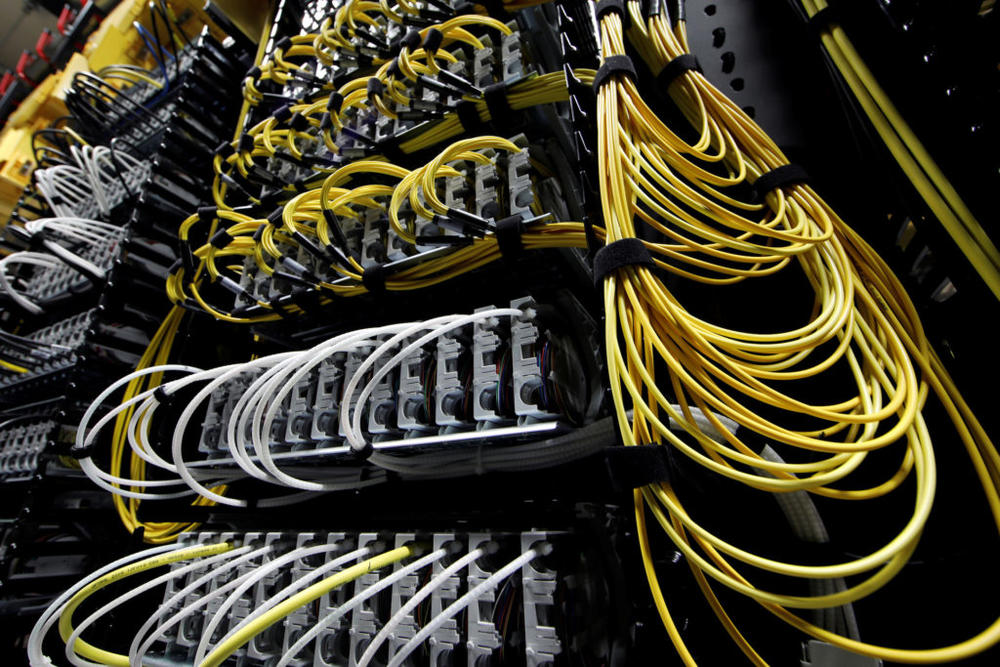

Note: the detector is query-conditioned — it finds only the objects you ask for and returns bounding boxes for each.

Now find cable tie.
[197,206,217,223]
[214,141,235,159]
[646,0,663,16]
[591,55,637,93]
[327,91,344,114]
[366,77,385,101]
[267,206,286,227]
[753,163,809,199]
[273,104,293,123]
[655,53,702,89]
[422,28,443,54]
[595,0,630,27]
[289,287,321,311]
[455,100,485,134]
[351,441,374,460]
[152,386,173,405]
[289,112,309,132]
[387,58,402,80]
[361,263,388,295]
[483,81,516,132]
[807,5,840,35]
[604,444,673,492]
[592,238,654,285]
[209,229,233,249]
[665,0,685,22]
[494,213,525,264]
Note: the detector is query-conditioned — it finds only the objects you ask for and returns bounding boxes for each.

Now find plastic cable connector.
[655,53,701,88]
[289,112,308,132]
[168,258,183,274]
[604,445,672,492]
[197,206,216,223]
[402,27,421,51]
[214,141,235,159]
[238,133,254,153]
[318,112,332,131]
[456,100,485,134]
[366,77,384,100]
[327,91,344,114]
[591,55,637,93]
[422,28,443,54]
[362,263,388,295]
[246,65,261,80]
[753,164,809,199]
[495,214,524,263]
[209,229,233,249]
[267,206,285,226]
[275,36,292,51]
[592,238,654,284]
[273,104,293,123]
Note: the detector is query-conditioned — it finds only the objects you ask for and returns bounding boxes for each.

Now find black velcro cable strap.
[483,82,514,132]
[591,55,637,93]
[807,5,839,35]
[604,445,671,492]
[753,163,809,199]
[456,100,485,134]
[495,214,524,263]
[362,263,388,295]
[595,0,630,27]
[592,238,654,285]
[656,53,701,88]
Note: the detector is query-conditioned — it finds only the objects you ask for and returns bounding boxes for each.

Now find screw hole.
[730,77,745,91]
[711,27,726,48]
[720,51,735,74]
[704,4,716,15]
[742,105,756,119]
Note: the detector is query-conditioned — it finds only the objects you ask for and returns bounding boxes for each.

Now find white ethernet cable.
[130,544,275,665]
[192,543,366,664]
[63,547,246,667]
[28,543,183,667]
[276,546,448,667]
[0,252,64,315]
[385,548,540,667]
[356,547,485,667]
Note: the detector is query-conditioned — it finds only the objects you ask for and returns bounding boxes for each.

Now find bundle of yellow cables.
[595,3,1000,664]
[172,134,600,323]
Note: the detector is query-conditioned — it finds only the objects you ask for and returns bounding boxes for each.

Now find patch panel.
[123,527,605,667]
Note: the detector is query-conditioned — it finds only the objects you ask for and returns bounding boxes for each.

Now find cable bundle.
[0,217,127,317]
[594,3,1000,664]
[172,134,597,322]
[790,0,1000,301]
[75,304,602,509]
[28,533,547,667]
